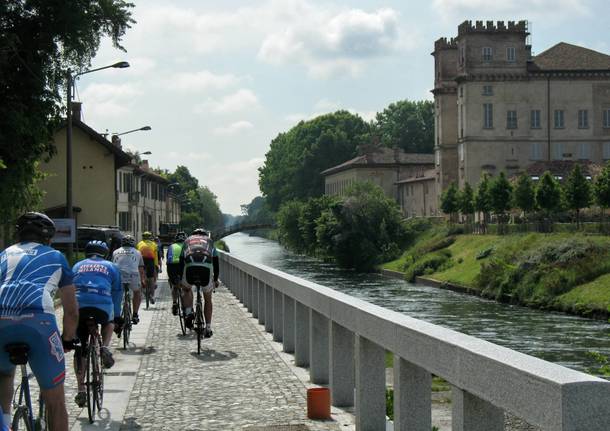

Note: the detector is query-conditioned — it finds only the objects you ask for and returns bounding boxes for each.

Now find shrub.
[476,247,494,260]
[404,249,452,282]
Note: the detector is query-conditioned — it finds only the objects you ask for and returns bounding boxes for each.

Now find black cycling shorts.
[185,266,210,287]
[76,307,109,356]
[143,258,156,278]
[167,263,182,284]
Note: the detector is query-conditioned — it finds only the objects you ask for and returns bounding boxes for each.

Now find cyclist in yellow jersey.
[136,232,158,306]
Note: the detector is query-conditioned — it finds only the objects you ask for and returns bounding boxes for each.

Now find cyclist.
[72,240,122,408]
[112,235,146,324]
[0,212,78,430]
[166,232,186,316]
[136,232,158,304]
[179,228,219,337]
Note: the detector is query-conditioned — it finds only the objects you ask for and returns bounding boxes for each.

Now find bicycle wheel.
[122,294,132,349]
[177,289,186,336]
[85,341,95,423]
[34,396,48,431]
[145,278,152,309]
[12,406,33,431]
[94,337,104,412]
[196,303,204,355]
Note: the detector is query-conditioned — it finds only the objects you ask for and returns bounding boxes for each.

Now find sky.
[79,0,610,214]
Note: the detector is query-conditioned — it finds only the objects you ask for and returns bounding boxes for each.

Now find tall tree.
[489,172,513,229]
[0,1,134,237]
[536,171,562,220]
[259,111,371,211]
[513,173,536,217]
[474,173,492,228]
[594,163,610,228]
[563,164,591,227]
[440,182,460,222]
[458,182,475,222]
[373,100,434,153]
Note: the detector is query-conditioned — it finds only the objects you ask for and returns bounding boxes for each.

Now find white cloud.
[194,89,260,115]
[79,83,142,119]
[168,70,241,93]
[258,6,414,78]
[168,151,212,162]
[205,157,266,213]
[431,0,590,22]
[213,121,254,136]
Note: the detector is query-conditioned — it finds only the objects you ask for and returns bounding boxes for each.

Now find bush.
[476,247,494,260]
[404,249,452,282]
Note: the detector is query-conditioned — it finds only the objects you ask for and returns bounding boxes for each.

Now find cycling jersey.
[137,240,158,266]
[0,242,73,316]
[0,242,73,389]
[112,246,144,279]
[72,257,122,320]
[166,242,183,265]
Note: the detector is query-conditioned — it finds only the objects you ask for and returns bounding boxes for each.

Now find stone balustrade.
[219,251,610,431]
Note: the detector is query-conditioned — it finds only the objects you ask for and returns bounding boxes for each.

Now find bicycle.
[194,283,205,355]
[77,318,104,424]
[120,283,133,349]
[174,282,187,336]
[4,344,47,431]
[144,276,154,309]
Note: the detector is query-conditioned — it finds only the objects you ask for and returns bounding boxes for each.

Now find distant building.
[321,147,434,204]
[396,170,439,217]
[40,102,131,226]
[433,20,610,196]
[116,159,181,239]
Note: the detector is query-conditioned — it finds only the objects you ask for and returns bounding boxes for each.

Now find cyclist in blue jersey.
[0,212,78,431]
[72,241,122,408]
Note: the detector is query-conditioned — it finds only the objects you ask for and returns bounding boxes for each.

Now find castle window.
[482,85,493,96]
[553,142,564,160]
[507,47,516,62]
[604,109,610,128]
[578,110,589,129]
[554,110,565,129]
[530,143,542,160]
[482,47,493,61]
[483,103,493,129]
[506,110,518,129]
[604,142,610,160]
[531,110,541,129]
[578,142,591,160]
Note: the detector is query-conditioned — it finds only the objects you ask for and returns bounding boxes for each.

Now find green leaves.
[440,182,459,218]
[594,162,610,209]
[489,172,513,215]
[535,172,562,215]
[374,100,434,153]
[513,173,536,213]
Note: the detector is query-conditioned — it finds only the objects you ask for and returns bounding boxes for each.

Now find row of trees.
[259,100,434,211]
[440,163,610,228]
[276,183,408,270]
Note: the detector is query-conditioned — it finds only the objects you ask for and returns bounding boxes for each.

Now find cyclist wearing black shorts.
[136,232,158,305]
[166,232,186,315]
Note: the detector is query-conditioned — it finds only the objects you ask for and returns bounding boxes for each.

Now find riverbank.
[381,223,610,320]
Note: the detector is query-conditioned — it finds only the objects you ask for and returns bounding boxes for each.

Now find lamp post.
[111,125,152,137]
[66,61,129,261]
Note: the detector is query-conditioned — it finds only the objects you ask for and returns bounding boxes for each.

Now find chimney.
[141,160,149,170]
[72,102,82,121]
[111,135,122,147]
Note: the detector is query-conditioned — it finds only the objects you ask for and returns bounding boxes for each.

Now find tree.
[373,100,434,153]
[535,171,562,229]
[474,173,492,229]
[259,111,371,211]
[0,1,134,237]
[458,182,475,222]
[277,200,306,252]
[489,172,513,230]
[513,173,536,217]
[440,182,460,222]
[240,196,274,225]
[563,164,592,227]
[594,163,610,227]
[298,195,337,254]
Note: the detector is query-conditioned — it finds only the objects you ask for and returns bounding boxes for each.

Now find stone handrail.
[219,251,610,430]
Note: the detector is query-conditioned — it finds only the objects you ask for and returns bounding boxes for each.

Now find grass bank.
[381,220,610,320]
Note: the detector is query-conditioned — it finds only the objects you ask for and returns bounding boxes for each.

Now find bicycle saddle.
[4,343,29,365]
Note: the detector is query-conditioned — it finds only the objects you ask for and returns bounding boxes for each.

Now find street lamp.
[112,125,152,137]
[66,61,130,261]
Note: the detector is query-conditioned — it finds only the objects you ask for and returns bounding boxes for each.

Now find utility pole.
[66,70,74,262]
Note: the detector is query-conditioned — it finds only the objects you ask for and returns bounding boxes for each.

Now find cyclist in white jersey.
[111,235,145,323]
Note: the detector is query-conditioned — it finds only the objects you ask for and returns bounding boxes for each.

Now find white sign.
[51,218,76,243]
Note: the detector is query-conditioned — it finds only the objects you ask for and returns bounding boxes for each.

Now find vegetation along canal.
[224,232,610,375]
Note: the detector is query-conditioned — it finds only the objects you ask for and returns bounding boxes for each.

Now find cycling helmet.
[191,228,209,237]
[142,231,153,240]
[85,240,109,258]
[175,232,187,242]
[16,212,56,242]
[121,235,136,247]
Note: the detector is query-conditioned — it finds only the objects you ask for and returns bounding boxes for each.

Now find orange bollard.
[307,387,331,420]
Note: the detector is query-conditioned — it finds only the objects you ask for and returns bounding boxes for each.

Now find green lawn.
[556,273,610,313]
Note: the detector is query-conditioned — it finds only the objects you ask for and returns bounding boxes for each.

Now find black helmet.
[16,212,56,242]
[192,228,209,237]
[175,232,187,242]
[85,240,109,258]
[121,235,136,247]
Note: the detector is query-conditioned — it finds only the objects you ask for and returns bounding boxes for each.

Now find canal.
[224,233,610,375]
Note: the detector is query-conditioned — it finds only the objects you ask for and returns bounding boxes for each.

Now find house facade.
[396,170,439,218]
[433,20,610,193]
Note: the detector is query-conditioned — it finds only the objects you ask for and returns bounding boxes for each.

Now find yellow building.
[40,103,131,226]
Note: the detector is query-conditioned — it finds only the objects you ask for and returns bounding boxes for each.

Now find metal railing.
[219,251,610,431]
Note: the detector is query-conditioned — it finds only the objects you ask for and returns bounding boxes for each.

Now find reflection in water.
[224,233,610,374]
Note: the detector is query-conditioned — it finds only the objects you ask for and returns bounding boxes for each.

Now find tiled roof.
[524,160,602,178]
[321,147,434,176]
[396,169,437,184]
[530,42,610,71]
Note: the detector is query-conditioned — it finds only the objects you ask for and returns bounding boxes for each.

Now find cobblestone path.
[119,280,347,430]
